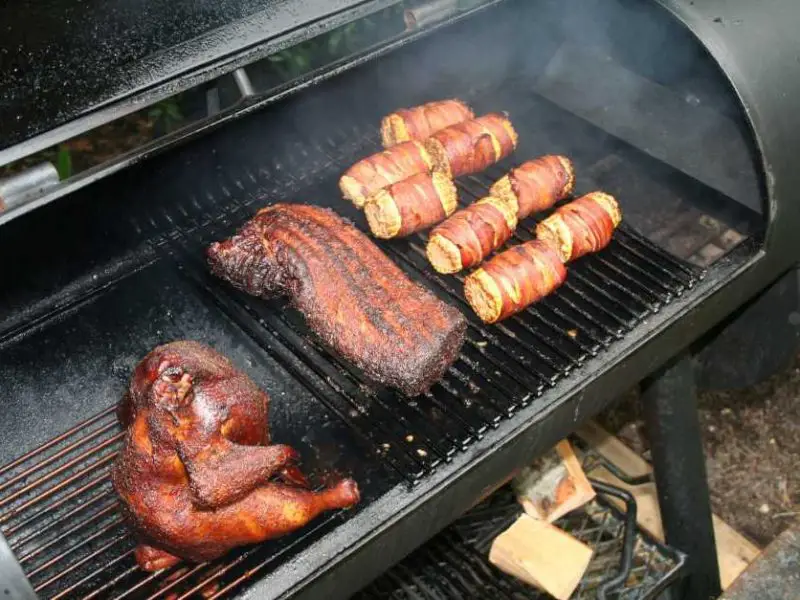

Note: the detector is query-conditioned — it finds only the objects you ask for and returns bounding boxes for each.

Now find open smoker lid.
[0,0,395,164]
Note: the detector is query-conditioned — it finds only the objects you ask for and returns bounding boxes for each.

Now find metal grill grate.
[0,121,704,598]
[356,485,685,600]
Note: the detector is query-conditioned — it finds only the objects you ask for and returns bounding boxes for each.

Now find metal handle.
[589,478,638,600]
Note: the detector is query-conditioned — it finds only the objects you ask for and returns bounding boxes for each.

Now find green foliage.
[267,4,404,82]
[56,145,73,180]
[148,97,184,133]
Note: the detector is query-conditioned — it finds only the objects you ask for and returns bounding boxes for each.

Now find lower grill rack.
[356,483,686,600]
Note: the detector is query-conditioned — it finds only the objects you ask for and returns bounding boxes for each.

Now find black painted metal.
[0,0,401,162]
[694,268,800,391]
[641,355,722,600]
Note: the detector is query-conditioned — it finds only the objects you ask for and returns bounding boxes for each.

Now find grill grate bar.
[601,250,678,298]
[27,516,125,579]
[271,309,476,458]
[33,532,128,592]
[0,434,121,510]
[0,420,119,496]
[0,455,115,524]
[2,470,112,535]
[17,501,118,564]
[390,242,560,384]
[10,488,114,550]
[0,406,116,478]
[52,551,137,600]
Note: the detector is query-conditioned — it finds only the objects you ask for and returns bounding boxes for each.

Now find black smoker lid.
[0,0,395,165]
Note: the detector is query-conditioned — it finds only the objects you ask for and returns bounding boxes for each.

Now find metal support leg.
[641,354,721,600]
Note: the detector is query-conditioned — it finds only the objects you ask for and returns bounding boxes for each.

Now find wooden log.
[489,514,593,600]
[513,440,596,522]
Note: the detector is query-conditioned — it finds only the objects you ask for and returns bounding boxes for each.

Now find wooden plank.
[490,514,593,600]
[513,440,596,523]
[576,422,761,590]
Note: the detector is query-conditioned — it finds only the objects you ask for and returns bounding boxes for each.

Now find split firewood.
[489,513,593,600]
[512,439,596,522]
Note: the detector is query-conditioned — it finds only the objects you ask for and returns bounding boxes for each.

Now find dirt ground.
[600,354,800,547]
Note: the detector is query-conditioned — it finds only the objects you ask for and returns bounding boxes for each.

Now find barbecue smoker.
[1,0,798,598]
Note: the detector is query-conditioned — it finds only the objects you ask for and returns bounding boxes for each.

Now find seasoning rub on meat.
[208,204,467,396]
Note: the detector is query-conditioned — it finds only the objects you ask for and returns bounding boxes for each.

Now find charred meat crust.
[207,204,467,396]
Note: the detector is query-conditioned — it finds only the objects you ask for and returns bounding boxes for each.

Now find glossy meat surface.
[207,204,467,396]
[490,155,575,219]
[465,240,567,323]
[364,171,457,239]
[380,99,474,147]
[427,196,517,274]
[112,341,359,570]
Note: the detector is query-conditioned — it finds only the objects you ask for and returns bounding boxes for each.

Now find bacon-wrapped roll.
[464,240,566,324]
[364,172,458,239]
[424,114,518,179]
[490,155,575,219]
[339,141,432,208]
[381,99,474,147]
[426,196,517,274]
[536,192,622,263]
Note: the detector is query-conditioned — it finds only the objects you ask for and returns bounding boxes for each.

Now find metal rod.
[589,479,638,599]
[0,406,115,477]
[0,434,121,509]
[641,353,722,599]
[2,470,111,534]
[0,420,118,494]
[233,68,255,98]
[0,162,60,211]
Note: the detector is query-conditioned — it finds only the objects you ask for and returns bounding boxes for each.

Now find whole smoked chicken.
[208,204,467,396]
[112,341,359,571]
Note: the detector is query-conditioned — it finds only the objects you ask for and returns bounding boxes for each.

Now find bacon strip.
[424,114,517,179]
[535,192,622,262]
[339,141,432,208]
[490,155,575,219]
[381,99,474,147]
[426,197,517,274]
[364,172,457,239]
[464,240,567,324]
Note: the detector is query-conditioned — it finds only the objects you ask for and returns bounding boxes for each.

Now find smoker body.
[0,0,798,598]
